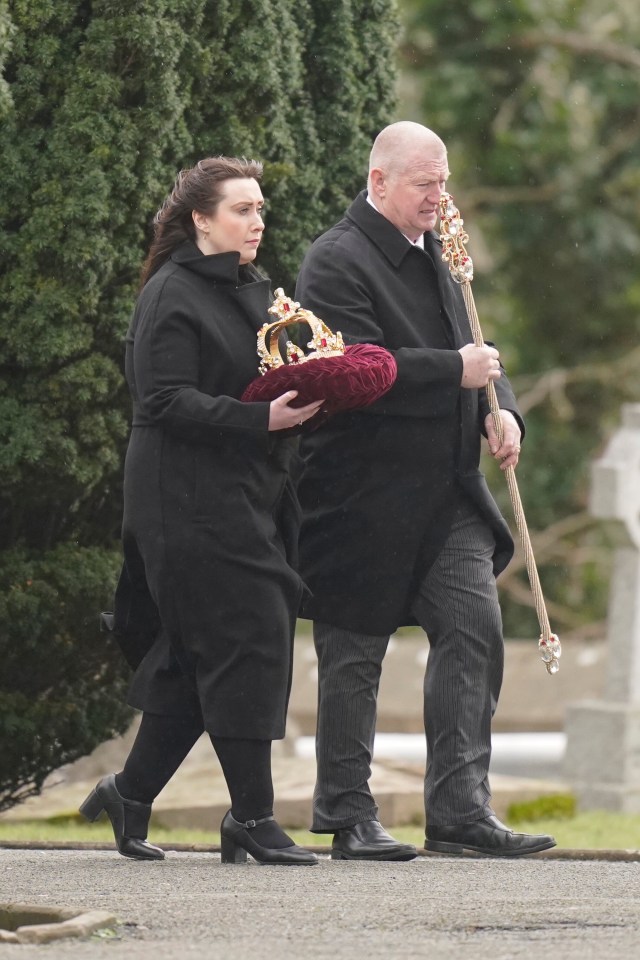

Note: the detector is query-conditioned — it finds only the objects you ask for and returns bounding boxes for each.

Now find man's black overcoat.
[295,192,522,635]
[120,241,303,739]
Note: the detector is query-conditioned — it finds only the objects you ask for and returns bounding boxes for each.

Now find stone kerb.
[0,903,117,944]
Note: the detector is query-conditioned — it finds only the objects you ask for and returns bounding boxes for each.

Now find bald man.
[295,122,555,859]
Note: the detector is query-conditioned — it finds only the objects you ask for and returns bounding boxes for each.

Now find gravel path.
[2,848,639,959]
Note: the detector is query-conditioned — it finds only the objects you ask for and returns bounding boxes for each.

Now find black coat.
[295,192,522,635]
[119,241,303,739]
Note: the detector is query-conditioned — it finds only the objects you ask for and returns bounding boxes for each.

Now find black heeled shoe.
[220,811,318,865]
[79,774,165,861]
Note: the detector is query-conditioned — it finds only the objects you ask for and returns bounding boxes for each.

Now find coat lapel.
[424,233,469,348]
[231,275,272,333]
[172,243,272,334]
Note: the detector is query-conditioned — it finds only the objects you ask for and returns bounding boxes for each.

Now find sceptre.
[439,193,561,676]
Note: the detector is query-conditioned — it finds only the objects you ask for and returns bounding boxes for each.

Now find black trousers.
[311,496,504,831]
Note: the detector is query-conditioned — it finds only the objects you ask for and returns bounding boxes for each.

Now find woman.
[80,157,322,865]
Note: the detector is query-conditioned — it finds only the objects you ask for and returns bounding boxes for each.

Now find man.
[295,121,556,860]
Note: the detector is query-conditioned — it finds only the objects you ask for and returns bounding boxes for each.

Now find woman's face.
[194,178,265,264]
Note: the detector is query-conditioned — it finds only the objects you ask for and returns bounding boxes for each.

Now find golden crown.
[257,288,345,375]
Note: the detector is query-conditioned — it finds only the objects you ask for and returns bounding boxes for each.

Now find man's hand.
[485,409,521,470]
[459,343,501,388]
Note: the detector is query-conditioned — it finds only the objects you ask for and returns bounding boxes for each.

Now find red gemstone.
[283,303,290,312]
[290,352,299,362]
[321,338,327,347]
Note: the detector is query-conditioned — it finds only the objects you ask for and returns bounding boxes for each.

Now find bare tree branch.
[499,573,582,628]
[464,182,562,208]
[497,511,598,582]
[516,29,640,70]
[514,347,640,416]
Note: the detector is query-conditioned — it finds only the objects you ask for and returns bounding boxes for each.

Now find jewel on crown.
[286,341,304,364]
[306,329,344,357]
[269,289,300,320]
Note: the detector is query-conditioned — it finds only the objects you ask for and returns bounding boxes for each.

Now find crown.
[256,288,345,375]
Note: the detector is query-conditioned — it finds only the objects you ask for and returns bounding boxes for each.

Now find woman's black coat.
[118,242,303,739]
[295,191,522,636]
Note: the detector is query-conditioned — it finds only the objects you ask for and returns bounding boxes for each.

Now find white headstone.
[565,404,640,811]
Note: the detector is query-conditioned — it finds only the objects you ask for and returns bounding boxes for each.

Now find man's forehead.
[403,154,450,182]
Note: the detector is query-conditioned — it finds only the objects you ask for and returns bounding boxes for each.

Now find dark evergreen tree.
[0,1,11,115]
[0,0,397,810]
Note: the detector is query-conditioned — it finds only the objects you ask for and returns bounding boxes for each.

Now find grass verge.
[1,811,640,850]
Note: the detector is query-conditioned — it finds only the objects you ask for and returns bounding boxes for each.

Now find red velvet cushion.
[241,343,397,429]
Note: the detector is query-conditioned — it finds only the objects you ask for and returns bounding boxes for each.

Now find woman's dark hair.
[140,155,263,287]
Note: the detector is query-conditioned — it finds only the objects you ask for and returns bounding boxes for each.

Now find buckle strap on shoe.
[242,815,275,829]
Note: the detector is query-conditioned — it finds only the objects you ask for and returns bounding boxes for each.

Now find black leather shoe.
[220,811,318,865]
[79,774,165,861]
[332,820,417,861]
[426,814,556,857]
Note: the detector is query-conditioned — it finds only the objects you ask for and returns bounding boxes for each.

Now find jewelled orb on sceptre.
[539,633,562,675]
[438,193,474,284]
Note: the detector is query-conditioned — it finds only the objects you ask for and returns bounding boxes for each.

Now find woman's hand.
[268,391,325,431]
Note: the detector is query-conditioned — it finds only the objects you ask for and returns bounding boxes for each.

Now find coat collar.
[171,241,271,331]
[346,191,416,267]
[171,240,248,285]
[346,192,468,347]
[346,191,446,269]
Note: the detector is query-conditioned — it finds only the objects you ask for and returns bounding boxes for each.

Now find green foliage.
[0,1,398,810]
[499,810,640,851]
[507,792,576,824]
[180,0,400,286]
[0,545,131,812]
[400,0,640,637]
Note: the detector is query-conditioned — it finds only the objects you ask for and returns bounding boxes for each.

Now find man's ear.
[369,168,386,200]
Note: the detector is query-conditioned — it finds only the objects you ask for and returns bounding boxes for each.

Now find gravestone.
[564,403,640,810]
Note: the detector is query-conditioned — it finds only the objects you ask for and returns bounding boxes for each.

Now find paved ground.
[2,847,639,959]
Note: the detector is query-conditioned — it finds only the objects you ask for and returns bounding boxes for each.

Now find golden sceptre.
[439,193,561,676]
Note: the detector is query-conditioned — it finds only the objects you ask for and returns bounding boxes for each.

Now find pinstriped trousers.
[310,495,504,831]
